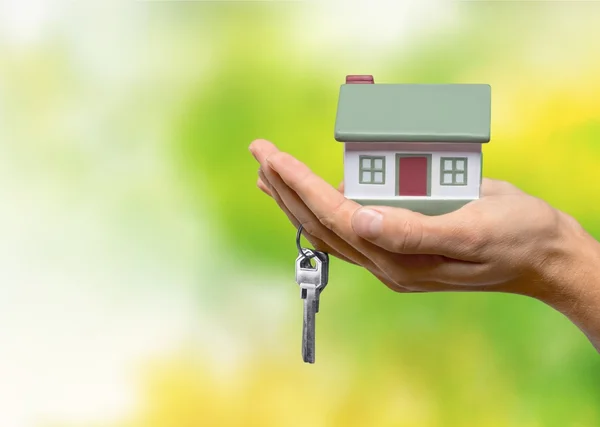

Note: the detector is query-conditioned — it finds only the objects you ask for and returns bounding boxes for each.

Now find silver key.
[295,249,329,363]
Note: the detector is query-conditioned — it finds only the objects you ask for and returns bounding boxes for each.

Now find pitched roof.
[334,84,491,143]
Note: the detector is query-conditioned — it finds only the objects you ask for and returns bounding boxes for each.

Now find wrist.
[534,211,600,349]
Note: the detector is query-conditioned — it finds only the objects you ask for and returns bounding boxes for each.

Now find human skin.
[249,139,600,352]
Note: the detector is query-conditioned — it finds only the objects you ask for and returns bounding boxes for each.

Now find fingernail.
[353,208,383,238]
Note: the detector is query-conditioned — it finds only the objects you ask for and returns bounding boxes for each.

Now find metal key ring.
[296,224,316,260]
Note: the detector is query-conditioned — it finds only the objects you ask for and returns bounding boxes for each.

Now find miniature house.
[334,75,491,215]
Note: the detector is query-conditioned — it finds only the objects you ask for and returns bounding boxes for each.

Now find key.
[295,249,329,363]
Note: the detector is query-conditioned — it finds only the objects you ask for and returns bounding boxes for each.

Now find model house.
[334,75,491,215]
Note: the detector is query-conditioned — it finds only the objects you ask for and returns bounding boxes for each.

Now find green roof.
[334,84,491,143]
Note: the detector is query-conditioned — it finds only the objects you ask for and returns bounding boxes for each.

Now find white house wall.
[344,143,482,199]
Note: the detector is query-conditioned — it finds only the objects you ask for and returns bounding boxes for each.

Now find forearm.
[538,215,600,351]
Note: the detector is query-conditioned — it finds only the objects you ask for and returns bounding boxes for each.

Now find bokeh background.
[1,1,600,426]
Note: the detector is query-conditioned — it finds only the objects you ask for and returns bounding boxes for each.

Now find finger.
[411,257,497,285]
[337,181,345,193]
[371,270,416,293]
[258,158,376,270]
[257,168,358,266]
[255,147,411,289]
[264,152,437,291]
[260,168,367,269]
[257,175,272,197]
[264,152,470,260]
[349,205,484,260]
[265,152,417,273]
[481,178,525,197]
[260,180,356,266]
[252,142,415,291]
[258,157,357,265]
[266,152,365,240]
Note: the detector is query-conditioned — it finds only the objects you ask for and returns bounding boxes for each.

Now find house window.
[440,157,468,185]
[359,155,385,184]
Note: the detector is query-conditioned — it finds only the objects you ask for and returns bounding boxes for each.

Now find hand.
[249,139,584,299]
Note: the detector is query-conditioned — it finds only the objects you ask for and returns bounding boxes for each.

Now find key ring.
[296,224,316,260]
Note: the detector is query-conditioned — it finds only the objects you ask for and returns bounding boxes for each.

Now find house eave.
[334,132,490,143]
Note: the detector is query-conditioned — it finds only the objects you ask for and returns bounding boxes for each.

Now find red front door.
[398,156,428,196]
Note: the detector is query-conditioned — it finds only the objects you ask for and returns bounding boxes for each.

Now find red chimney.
[346,75,374,84]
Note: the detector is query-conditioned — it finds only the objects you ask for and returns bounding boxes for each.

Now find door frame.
[395,153,432,196]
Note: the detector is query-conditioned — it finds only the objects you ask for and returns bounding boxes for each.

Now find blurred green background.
[1,1,600,426]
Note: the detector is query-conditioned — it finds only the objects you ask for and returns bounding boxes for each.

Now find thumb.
[351,206,476,257]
